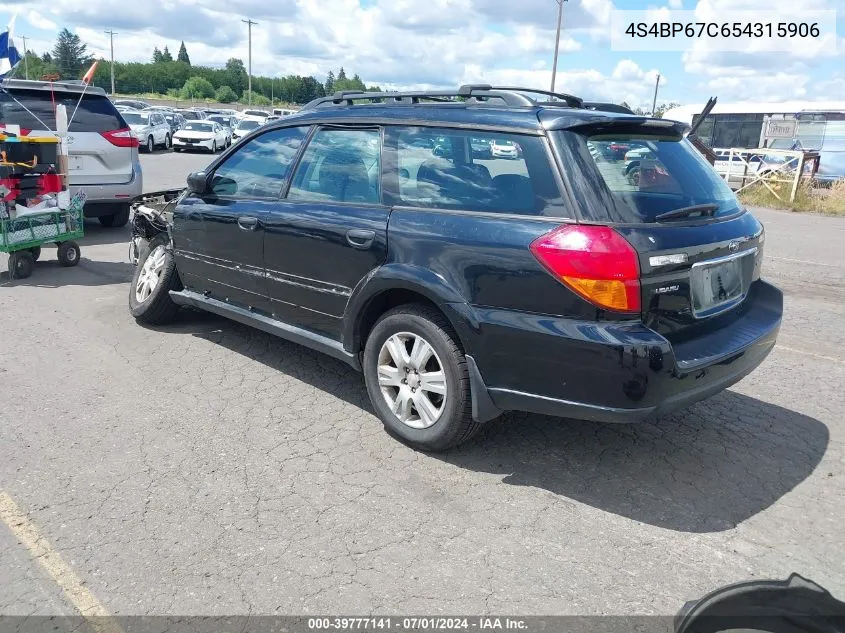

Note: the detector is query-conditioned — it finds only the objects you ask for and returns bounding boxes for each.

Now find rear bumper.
[454,280,782,423]
[70,160,143,215]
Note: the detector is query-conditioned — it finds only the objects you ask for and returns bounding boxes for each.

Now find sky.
[1,0,844,110]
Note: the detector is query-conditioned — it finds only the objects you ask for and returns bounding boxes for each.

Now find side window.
[386,127,566,216]
[209,126,308,198]
[287,128,381,204]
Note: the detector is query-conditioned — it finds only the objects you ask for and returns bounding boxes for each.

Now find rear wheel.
[57,241,80,267]
[363,305,479,452]
[164,134,172,150]
[8,251,35,279]
[129,237,182,325]
[146,136,154,153]
[30,246,41,261]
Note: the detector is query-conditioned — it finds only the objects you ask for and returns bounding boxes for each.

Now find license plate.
[690,251,754,317]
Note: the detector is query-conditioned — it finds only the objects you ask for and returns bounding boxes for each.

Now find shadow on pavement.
[79,220,132,246]
[0,257,134,287]
[148,309,829,534]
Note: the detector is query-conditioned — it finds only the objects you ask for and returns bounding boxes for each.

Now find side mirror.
[187,171,208,195]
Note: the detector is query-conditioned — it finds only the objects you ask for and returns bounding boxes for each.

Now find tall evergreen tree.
[52,28,93,79]
[325,70,335,94]
[162,46,173,62]
[337,67,347,82]
[177,41,191,65]
[152,47,163,63]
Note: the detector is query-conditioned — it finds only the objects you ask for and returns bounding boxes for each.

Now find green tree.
[152,47,163,63]
[52,28,93,79]
[652,101,681,118]
[177,41,191,65]
[162,46,173,62]
[224,57,247,95]
[215,85,238,103]
[324,70,335,94]
[41,52,53,64]
[240,92,271,106]
[180,75,214,99]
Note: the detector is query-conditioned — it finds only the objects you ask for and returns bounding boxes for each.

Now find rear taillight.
[530,225,641,313]
[101,128,139,148]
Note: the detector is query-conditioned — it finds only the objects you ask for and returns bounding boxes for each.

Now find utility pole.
[104,30,117,95]
[651,73,661,116]
[550,0,567,93]
[20,35,29,80]
[241,19,258,105]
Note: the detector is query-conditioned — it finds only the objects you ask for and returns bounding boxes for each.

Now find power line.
[241,19,258,105]
[104,30,117,95]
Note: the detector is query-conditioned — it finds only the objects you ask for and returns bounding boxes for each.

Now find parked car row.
[111,101,288,153]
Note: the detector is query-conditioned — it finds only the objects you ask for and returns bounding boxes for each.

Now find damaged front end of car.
[129,189,182,265]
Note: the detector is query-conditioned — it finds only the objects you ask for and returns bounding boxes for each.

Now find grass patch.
[739,179,845,215]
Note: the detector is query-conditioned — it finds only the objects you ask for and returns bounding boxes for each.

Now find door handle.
[237,216,261,231]
[346,229,376,249]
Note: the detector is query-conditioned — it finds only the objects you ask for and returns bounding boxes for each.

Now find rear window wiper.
[655,203,719,221]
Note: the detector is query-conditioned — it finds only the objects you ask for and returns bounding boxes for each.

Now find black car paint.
[167,103,782,424]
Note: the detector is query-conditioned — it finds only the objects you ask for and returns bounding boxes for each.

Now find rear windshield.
[557,131,741,224]
[237,120,261,130]
[0,88,124,133]
[180,111,201,120]
[123,112,150,125]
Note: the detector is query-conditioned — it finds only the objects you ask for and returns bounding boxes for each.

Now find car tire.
[164,134,172,150]
[56,241,81,267]
[146,136,154,153]
[211,141,217,153]
[30,246,41,261]
[363,304,480,452]
[129,236,182,325]
[8,251,35,279]
[98,205,130,228]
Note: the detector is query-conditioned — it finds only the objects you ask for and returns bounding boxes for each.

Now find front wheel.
[164,134,172,150]
[146,136,154,153]
[211,141,217,153]
[363,305,480,452]
[129,237,182,325]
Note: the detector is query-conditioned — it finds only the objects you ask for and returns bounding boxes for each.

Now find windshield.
[183,123,213,132]
[237,120,261,131]
[208,117,228,125]
[558,131,740,224]
[123,112,149,125]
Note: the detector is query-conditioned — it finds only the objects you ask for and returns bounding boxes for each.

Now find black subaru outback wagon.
[129,85,782,451]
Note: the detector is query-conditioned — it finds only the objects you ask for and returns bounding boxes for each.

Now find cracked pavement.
[0,153,844,616]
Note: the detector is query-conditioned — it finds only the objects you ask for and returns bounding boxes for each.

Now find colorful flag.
[0,15,22,78]
[81,60,98,84]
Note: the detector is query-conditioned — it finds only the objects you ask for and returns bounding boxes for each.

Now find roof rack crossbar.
[300,85,583,111]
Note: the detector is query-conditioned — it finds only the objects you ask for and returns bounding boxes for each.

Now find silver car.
[122,110,173,153]
[0,79,142,227]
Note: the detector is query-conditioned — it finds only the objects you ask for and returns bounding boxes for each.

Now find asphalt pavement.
[1,151,844,618]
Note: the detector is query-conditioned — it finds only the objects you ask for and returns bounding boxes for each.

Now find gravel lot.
[1,151,844,617]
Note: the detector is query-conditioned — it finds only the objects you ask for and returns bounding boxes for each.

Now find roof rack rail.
[300,85,583,111]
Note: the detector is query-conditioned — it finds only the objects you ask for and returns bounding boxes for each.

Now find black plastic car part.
[676,574,845,633]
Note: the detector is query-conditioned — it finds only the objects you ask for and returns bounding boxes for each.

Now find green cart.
[1,199,84,279]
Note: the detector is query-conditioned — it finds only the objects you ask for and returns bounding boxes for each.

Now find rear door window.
[384,127,566,216]
[557,131,741,224]
[0,89,123,133]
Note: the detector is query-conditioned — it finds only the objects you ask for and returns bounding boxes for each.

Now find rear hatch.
[553,118,766,341]
[0,85,135,185]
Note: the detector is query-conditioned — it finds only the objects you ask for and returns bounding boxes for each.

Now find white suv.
[0,79,142,227]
